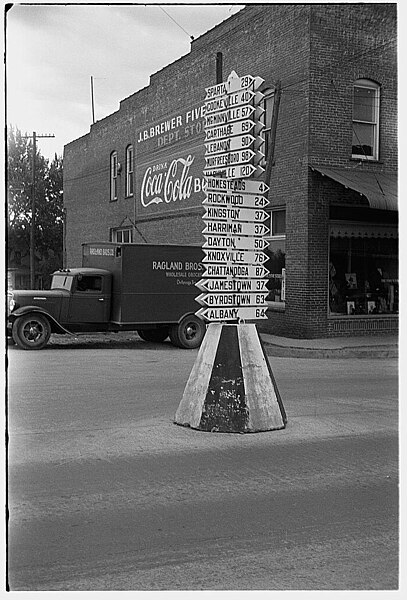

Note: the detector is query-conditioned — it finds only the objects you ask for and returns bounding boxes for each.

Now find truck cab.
[8,268,112,349]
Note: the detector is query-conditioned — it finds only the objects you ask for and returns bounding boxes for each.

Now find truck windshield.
[51,274,73,291]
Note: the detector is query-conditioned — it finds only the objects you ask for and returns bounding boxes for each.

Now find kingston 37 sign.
[197,70,270,322]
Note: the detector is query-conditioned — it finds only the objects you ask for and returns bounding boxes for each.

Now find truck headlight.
[8,293,16,314]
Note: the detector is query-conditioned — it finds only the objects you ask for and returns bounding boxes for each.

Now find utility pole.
[90,76,95,124]
[23,131,55,288]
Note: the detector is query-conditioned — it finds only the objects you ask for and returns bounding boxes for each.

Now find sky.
[5,2,245,161]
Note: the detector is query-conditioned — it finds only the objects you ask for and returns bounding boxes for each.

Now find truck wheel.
[137,328,169,343]
[12,313,51,350]
[170,315,206,349]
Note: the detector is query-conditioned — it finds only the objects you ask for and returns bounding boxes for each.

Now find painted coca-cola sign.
[137,150,206,216]
[135,100,206,217]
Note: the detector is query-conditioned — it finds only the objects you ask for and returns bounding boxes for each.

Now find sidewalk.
[260,332,399,358]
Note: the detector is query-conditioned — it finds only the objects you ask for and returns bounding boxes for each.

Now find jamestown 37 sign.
[197,70,271,323]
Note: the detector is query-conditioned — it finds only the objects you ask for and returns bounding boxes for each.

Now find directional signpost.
[175,70,287,434]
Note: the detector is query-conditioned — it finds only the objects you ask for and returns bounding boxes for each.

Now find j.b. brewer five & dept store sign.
[135,103,206,217]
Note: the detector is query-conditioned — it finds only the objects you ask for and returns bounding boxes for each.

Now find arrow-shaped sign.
[203,206,268,222]
[204,176,270,195]
[253,150,266,166]
[203,219,269,236]
[204,104,256,124]
[197,278,269,293]
[204,119,256,141]
[196,292,268,307]
[203,249,268,264]
[205,72,264,100]
[204,163,265,180]
[203,192,270,209]
[196,306,268,322]
[202,263,269,279]
[205,134,256,156]
[203,235,269,251]
[228,72,265,94]
[205,148,256,169]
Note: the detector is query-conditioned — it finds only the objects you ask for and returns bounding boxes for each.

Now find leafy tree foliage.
[7,126,64,287]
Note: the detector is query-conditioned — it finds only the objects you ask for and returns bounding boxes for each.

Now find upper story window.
[263,88,275,159]
[125,145,134,197]
[270,208,286,237]
[110,151,118,201]
[352,79,380,160]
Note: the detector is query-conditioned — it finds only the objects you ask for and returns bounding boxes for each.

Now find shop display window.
[266,238,286,304]
[329,230,398,316]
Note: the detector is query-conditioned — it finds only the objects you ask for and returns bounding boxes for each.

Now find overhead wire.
[158,5,194,41]
[63,15,396,192]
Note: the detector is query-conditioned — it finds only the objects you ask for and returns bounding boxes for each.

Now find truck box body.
[82,242,204,324]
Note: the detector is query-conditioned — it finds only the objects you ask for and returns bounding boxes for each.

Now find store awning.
[310,166,398,211]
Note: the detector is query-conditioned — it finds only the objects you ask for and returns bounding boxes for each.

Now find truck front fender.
[9,307,74,336]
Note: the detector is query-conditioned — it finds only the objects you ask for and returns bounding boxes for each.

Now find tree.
[7,126,64,288]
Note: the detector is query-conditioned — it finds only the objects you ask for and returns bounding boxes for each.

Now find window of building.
[125,145,134,197]
[271,208,286,237]
[110,151,118,201]
[266,209,286,304]
[263,88,275,159]
[111,227,133,243]
[329,224,398,316]
[352,79,380,160]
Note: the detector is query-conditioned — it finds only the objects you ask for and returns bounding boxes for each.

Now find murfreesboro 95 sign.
[196,70,271,323]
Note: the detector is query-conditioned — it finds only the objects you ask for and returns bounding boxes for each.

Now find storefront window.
[266,209,286,304]
[329,225,398,316]
[266,238,286,303]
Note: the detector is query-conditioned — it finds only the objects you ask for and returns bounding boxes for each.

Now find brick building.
[63,3,398,338]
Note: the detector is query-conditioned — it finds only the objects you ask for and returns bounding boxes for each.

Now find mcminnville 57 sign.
[196,71,270,323]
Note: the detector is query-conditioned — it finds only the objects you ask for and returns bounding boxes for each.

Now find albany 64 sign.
[197,70,270,323]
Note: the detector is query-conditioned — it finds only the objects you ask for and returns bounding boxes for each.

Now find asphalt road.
[7,338,399,590]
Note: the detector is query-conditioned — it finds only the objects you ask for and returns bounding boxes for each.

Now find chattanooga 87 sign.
[196,71,271,323]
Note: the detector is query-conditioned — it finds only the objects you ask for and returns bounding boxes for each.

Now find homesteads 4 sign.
[175,73,287,434]
[197,70,270,323]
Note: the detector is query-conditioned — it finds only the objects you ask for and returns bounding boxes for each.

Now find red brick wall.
[63,4,397,338]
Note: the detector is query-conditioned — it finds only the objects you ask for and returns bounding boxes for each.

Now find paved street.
[7,339,399,590]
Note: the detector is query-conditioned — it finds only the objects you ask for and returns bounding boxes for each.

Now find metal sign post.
[175,71,287,433]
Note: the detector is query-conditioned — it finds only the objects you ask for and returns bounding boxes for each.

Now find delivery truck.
[7,242,206,350]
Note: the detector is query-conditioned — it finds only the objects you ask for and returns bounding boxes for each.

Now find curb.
[262,342,398,359]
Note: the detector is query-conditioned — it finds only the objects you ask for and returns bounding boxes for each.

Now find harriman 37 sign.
[197,70,270,322]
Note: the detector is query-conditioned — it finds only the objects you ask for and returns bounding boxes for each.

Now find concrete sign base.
[174,322,287,433]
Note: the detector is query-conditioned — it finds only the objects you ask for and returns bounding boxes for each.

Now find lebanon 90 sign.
[196,70,270,323]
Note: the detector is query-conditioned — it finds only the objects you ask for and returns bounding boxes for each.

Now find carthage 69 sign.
[196,71,271,323]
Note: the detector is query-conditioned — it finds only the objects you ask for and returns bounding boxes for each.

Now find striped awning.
[311,166,398,211]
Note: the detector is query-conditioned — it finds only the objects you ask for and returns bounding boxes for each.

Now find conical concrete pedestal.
[174,322,287,433]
